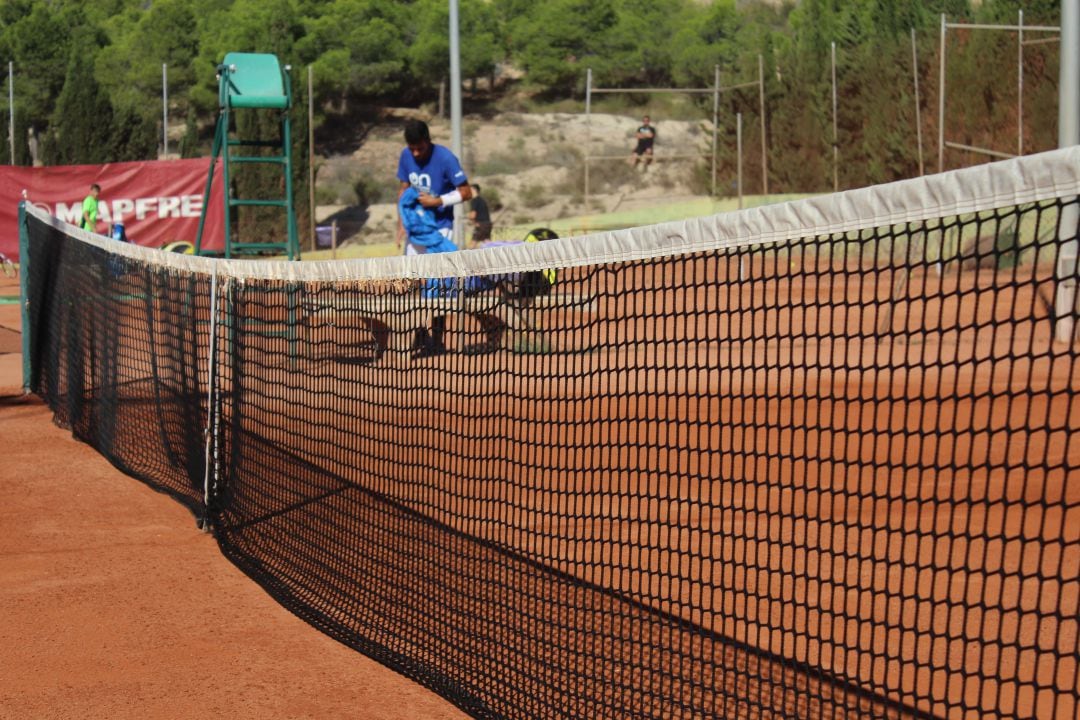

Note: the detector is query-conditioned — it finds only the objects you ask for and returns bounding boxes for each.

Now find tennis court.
[9,149,1080,718]
[0,274,468,719]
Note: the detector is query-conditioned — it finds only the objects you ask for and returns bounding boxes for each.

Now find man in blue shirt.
[395,120,473,358]
[396,120,472,255]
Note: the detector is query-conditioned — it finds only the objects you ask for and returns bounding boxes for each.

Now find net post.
[1056,0,1080,343]
[18,198,30,393]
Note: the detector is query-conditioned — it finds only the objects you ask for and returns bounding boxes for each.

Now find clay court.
[0,274,466,719]
[6,185,1080,719]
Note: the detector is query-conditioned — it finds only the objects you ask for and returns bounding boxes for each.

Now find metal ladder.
[195,52,299,260]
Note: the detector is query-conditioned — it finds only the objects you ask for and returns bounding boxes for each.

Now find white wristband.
[439,190,463,207]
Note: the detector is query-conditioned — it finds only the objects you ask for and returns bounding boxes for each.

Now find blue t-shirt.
[396,144,468,230]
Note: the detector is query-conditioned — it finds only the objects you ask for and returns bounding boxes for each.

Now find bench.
[300,290,597,362]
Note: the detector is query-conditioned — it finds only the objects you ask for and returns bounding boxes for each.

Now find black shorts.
[473,222,493,242]
[634,141,654,156]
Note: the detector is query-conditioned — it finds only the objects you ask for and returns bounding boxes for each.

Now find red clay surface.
[6,237,1080,718]
[223,255,1080,718]
[0,275,466,720]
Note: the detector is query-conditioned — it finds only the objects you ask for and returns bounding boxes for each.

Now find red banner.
[0,158,225,257]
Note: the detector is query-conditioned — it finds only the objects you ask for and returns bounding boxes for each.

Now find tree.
[193,0,309,247]
[179,109,201,159]
[96,0,201,123]
[109,104,157,162]
[669,1,740,89]
[407,0,500,93]
[41,37,115,165]
[513,0,618,92]
[0,3,73,140]
[589,0,683,88]
[297,0,411,102]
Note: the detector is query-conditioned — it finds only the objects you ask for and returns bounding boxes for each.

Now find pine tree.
[109,104,157,162]
[179,109,201,159]
[42,40,114,165]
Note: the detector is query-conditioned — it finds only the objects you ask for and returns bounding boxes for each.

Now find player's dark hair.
[473,184,481,193]
[90,183,101,192]
[404,120,431,145]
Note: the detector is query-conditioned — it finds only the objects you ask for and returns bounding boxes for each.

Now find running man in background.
[468,184,492,246]
[395,120,473,358]
[395,120,472,255]
[629,116,656,169]
[81,184,101,233]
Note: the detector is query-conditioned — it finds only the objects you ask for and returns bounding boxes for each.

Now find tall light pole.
[831,41,838,192]
[162,64,168,157]
[8,62,14,164]
[758,53,768,196]
[308,65,316,252]
[449,0,464,247]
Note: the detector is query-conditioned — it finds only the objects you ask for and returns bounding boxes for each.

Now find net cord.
[19,146,1080,283]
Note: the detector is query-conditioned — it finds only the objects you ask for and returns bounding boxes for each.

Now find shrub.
[352,171,393,205]
[520,183,549,209]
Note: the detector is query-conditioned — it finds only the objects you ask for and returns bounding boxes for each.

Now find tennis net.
[20,147,1080,719]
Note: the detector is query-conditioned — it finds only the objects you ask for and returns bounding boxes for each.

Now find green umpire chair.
[195,52,300,260]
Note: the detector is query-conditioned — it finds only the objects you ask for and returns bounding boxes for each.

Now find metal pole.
[331,219,338,260]
[449,0,464,247]
[8,62,13,165]
[736,112,743,210]
[308,65,316,252]
[1061,1,1079,148]
[712,64,719,198]
[162,64,168,157]
[19,201,29,391]
[737,111,745,281]
[1018,9,1024,156]
[758,54,768,196]
[938,13,947,173]
[1056,0,1080,343]
[585,67,592,212]
[831,41,838,192]
[912,27,925,176]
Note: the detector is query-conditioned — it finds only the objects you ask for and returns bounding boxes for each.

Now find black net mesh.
[22,192,1080,719]
[24,219,212,512]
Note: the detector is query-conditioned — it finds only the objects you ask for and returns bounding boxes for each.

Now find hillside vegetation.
[0,0,1064,243]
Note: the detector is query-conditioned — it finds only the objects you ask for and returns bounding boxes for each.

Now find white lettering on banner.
[111,199,135,222]
[54,202,81,225]
[42,195,204,226]
[158,196,181,218]
[135,197,157,220]
[181,195,202,217]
